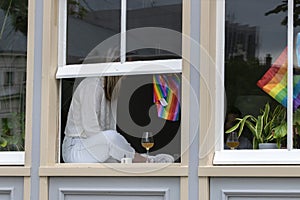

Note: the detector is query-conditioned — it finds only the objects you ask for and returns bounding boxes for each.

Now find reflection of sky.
[227,0,286,61]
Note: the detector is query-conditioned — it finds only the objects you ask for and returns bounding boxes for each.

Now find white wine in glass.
[226,131,239,150]
[141,132,154,163]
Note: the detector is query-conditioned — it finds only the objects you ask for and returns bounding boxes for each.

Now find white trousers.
[62,130,135,163]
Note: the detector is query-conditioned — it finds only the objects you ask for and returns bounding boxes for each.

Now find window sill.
[198,165,300,177]
[197,150,300,177]
[0,166,30,176]
[0,152,25,165]
[213,149,300,165]
[56,59,182,78]
[39,163,188,177]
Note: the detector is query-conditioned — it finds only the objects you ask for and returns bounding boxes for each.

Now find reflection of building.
[68,4,182,63]
[225,20,258,61]
[0,52,26,147]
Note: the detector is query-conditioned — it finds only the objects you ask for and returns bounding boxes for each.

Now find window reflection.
[0,1,27,151]
[126,0,182,61]
[225,0,287,149]
[67,0,121,64]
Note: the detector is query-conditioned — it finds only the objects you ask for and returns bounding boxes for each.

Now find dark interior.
[60,74,181,163]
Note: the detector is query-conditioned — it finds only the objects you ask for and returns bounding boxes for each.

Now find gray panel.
[230,198,299,200]
[65,196,163,200]
[0,177,23,200]
[50,177,179,200]
[62,190,165,200]
[211,178,300,200]
[60,188,168,200]
[0,188,13,200]
[0,195,10,200]
[189,0,200,199]
[30,0,44,199]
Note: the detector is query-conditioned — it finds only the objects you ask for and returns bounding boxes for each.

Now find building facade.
[1,0,300,200]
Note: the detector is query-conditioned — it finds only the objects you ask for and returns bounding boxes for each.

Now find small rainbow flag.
[257,47,300,110]
[153,74,181,121]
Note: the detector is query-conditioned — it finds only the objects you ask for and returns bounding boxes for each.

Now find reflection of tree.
[225,55,277,110]
[68,0,88,19]
[1,113,25,151]
[0,0,28,36]
[0,0,89,38]
[265,0,300,27]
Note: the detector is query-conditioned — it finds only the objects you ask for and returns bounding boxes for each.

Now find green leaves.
[273,123,287,139]
[225,115,255,137]
[256,116,264,143]
[0,113,25,151]
[0,137,7,148]
[225,103,287,149]
[225,119,242,134]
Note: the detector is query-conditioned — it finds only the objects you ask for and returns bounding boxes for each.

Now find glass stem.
[146,148,149,163]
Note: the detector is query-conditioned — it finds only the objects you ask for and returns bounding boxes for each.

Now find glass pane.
[60,74,181,163]
[67,0,121,64]
[126,0,182,61]
[0,0,27,151]
[224,0,287,150]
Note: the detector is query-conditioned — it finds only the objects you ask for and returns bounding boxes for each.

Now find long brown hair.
[104,76,122,101]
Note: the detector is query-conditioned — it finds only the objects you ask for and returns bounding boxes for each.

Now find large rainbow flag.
[153,74,181,121]
[257,47,300,110]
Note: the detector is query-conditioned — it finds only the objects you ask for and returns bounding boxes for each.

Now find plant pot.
[258,143,278,149]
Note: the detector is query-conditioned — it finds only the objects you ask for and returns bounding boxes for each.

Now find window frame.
[39,0,190,199]
[57,0,184,163]
[56,0,182,78]
[212,0,297,165]
[0,0,34,166]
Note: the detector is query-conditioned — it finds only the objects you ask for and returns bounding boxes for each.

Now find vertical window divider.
[58,80,62,162]
[287,0,294,150]
[121,0,127,64]
[58,0,67,67]
[216,0,225,151]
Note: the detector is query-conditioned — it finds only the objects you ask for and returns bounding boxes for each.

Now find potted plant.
[225,103,287,149]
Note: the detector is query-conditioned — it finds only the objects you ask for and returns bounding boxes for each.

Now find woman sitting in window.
[62,76,174,163]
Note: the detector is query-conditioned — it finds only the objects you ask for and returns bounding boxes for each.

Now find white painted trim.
[121,0,127,63]
[58,0,67,67]
[59,188,170,200]
[215,0,225,151]
[214,149,300,165]
[287,0,294,150]
[58,81,62,162]
[213,0,298,164]
[0,152,24,165]
[56,59,182,78]
[222,189,300,200]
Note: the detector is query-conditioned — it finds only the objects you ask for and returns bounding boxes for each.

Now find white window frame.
[213,0,299,165]
[56,0,183,163]
[0,6,30,166]
[0,152,25,165]
[56,0,182,79]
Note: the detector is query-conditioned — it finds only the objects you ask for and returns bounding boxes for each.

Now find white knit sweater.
[64,77,135,161]
[64,77,117,138]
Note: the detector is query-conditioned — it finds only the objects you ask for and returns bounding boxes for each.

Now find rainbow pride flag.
[257,47,300,110]
[153,74,181,121]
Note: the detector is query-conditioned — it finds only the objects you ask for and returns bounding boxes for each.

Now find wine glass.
[141,132,154,163]
[226,131,240,150]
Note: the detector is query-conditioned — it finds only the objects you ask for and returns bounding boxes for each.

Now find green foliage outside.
[1,113,25,151]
